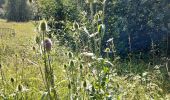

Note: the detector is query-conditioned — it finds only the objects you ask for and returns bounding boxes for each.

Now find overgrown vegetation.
[0,0,170,99]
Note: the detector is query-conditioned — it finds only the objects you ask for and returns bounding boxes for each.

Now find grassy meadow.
[0,19,170,100]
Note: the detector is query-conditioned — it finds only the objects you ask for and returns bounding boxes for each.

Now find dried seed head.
[39,20,48,32]
[64,64,67,69]
[68,52,73,58]
[32,46,36,51]
[10,78,14,83]
[28,0,33,3]
[83,80,87,87]
[69,60,75,67]
[18,84,22,91]
[43,38,52,52]
[80,64,83,69]
[68,83,71,89]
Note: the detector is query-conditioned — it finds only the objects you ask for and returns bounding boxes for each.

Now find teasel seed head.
[68,52,73,58]
[18,84,22,91]
[10,77,14,83]
[39,19,48,32]
[69,60,75,68]
[68,83,71,89]
[83,80,87,88]
[64,64,67,69]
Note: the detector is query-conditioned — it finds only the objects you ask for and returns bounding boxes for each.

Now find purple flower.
[43,38,52,52]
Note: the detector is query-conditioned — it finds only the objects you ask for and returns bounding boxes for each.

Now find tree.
[0,0,5,8]
[6,0,31,22]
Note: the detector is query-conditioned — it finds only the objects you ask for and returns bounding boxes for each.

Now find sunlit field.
[0,0,170,100]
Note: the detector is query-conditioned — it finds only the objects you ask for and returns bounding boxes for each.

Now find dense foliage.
[6,0,31,22]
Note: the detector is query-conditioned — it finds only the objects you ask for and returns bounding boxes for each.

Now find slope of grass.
[0,19,68,99]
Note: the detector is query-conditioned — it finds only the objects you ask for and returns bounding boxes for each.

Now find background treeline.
[1,0,170,59]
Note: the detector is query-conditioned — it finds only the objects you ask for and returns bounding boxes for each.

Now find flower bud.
[43,38,52,52]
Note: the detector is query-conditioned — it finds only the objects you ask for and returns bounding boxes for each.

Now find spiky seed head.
[68,52,73,58]
[80,64,83,69]
[69,60,75,67]
[64,64,67,69]
[32,46,36,51]
[83,80,87,87]
[39,20,48,32]
[18,84,22,91]
[68,83,71,89]
[10,78,14,83]
[43,38,52,52]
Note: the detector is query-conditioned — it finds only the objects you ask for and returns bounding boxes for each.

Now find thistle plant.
[38,19,58,99]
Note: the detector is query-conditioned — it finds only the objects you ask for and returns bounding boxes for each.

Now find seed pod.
[18,84,22,91]
[32,46,36,51]
[68,83,71,89]
[69,60,74,67]
[68,52,73,58]
[10,78,14,83]
[39,20,48,32]
[83,80,87,88]
[64,64,67,69]
[43,38,52,52]
[80,64,83,69]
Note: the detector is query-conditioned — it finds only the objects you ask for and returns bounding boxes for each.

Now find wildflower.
[39,19,48,32]
[43,38,52,52]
